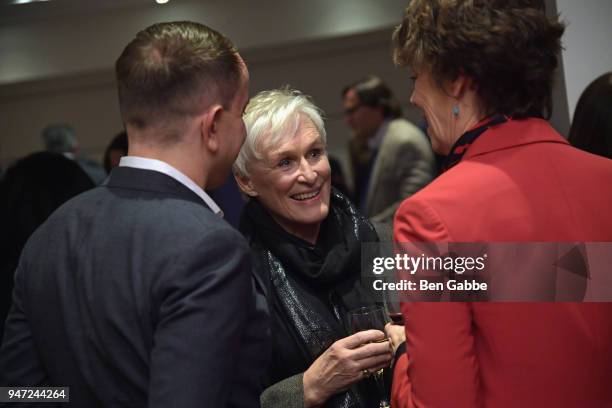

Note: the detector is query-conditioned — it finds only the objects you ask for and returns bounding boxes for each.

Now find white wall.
[0,28,421,170]
[0,0,408,85]
[0,0,413,169]
[0,0,584,168]
[556,0,612,120]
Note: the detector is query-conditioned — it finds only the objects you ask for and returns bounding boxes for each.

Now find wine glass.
[383,281,405,325]
[348,305,391,408]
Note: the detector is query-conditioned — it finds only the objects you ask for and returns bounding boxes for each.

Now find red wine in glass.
[388,312,405,325]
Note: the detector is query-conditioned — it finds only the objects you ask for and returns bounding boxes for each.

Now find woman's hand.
[303,329,392,407]
[384,323,406,356]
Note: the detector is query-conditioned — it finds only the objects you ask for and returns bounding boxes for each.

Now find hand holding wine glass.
[303,330,392,408]
[348,306,392,408]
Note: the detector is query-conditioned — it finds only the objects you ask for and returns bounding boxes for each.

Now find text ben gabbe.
[370,254,489,292]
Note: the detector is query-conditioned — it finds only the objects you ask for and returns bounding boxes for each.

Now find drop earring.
[452,105,460,116]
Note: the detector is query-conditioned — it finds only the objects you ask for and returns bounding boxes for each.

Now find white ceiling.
[0,0,156,25]
[0,0,409,85]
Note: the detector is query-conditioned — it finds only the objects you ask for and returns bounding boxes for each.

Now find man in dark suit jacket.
[0,21,269,407]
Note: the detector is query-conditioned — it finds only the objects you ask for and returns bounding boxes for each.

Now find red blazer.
[392,118,612,408]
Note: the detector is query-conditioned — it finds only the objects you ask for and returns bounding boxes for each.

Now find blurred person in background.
[103,130,129,173]
[42,123,107,184]
[234,88,392,408]
[387,0,612,407]
[0,152,94,341]
[327,155,351,198]
[342,75,435,223]
[568,71,612,160]
[207,176,245,229]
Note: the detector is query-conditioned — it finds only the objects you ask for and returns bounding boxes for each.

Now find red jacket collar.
[463,117,568,161]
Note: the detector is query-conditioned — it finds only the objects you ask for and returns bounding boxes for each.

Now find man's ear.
[234,171,258,197]
[200,105,224,153]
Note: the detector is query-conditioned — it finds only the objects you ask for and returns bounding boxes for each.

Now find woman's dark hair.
[568,72,612,159]
[392,0,565,119]
[342,75,402,119]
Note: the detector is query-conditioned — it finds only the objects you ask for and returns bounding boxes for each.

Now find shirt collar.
[119,156,224,217]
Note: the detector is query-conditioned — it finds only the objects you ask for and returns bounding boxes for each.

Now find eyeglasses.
[343,104,363,116]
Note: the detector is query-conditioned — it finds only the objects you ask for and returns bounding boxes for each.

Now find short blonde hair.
[233,87,326,177]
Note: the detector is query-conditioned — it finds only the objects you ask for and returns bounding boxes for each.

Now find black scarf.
[442,114,508,171]
[240,189,381,408]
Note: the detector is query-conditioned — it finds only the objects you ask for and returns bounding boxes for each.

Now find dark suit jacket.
[0,167,270,407]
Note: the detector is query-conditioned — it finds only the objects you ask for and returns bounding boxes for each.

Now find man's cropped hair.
[116,21,242,135]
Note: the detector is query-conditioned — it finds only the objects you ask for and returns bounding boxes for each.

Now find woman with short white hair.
[235,88,391,408]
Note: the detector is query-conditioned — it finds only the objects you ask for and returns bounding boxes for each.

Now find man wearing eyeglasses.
[342,76,435,223]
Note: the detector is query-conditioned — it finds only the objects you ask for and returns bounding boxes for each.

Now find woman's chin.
[290,205,329,226]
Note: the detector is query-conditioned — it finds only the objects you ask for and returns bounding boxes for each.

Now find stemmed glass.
[348,305,391,408]
[383,282,405,325]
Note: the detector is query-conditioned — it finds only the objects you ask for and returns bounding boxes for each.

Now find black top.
[240,189,382,408]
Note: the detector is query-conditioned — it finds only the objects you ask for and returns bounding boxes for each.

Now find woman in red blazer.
[386,1,612,407]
